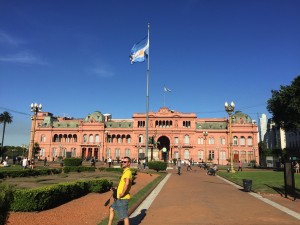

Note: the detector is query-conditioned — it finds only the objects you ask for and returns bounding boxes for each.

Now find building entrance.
[157,136,170,162]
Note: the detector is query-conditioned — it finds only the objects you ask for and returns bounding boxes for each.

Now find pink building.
[31,107,259,165]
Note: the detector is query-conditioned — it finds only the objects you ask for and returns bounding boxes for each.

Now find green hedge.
[148,161,168,172]
[63,166,96,173]
[0,183,14,225]
[64,158,83,166]
[0,168,62,179]
[10,178,112,212]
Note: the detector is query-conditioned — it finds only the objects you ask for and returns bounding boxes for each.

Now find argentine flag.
[164,87,171,92]
[129,36,149,64]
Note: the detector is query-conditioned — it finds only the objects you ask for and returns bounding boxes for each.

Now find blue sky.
[1,0,300,146]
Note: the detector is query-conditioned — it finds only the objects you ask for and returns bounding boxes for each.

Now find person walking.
[108,157,132,225]
[44,157,47,167]
[187,159,192,171]
[294,161,299,174]
[177,158,182,175]
[108,156,112,168]
[238,160,243,171]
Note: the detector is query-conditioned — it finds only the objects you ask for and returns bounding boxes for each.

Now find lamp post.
[225,101,235,173]
[216,146,220,165]
[29,103,42,160]
[21,144,28,157]
[203,131,208,162]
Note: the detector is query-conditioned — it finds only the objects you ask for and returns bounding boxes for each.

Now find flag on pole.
[129,36,149,64]
[164,87,171,92]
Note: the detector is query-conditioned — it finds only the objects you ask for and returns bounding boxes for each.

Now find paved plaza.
[130,166,300,225]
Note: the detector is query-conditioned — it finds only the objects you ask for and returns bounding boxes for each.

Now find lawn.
[217,170,300,197]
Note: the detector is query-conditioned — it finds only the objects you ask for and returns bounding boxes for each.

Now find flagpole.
[163,88,166,106]
[145,23,150,164]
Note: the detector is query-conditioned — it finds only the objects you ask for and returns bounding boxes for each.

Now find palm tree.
[0,111,13,156]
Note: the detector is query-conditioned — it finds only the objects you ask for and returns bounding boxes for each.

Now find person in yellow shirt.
[108,156,132,225]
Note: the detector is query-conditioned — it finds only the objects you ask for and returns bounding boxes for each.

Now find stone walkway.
[130,166,300,225]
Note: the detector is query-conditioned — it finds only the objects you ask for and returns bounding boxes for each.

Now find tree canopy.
[267,75,300,132]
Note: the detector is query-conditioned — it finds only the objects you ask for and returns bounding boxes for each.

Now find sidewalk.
[130,166,300,225]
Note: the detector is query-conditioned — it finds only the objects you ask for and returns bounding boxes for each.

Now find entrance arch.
[157,136,170,162]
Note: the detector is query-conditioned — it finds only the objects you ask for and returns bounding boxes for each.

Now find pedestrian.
[91,157,96,167]
[294,161,299,174]
[137,158,141,170]
[108,156,112,168]
[108,157,132,225]
[22,157,27,169]
[187,159,192,171]
[142,158,146,170]
[238,161,243,171]
[44,157,47,167]
[177,158,182,175]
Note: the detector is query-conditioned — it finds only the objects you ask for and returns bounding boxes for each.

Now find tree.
[0,111,13,156]
[267,75,300,132]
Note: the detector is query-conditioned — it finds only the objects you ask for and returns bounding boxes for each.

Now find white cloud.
[0,31,25,46]
[90,66,114,78]
[0,52,48,65]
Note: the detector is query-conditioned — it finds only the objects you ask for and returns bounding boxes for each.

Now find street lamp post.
[29,103,42,160]
[216,146,220,165]
[203,131,208,162]
[225,101,235,173]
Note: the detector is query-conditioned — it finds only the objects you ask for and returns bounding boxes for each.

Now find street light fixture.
[225,101,235,173]
[203,131,208,162]
[29,103,42,160]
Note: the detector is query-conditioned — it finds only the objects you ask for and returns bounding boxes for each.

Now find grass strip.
[218,171,300,195]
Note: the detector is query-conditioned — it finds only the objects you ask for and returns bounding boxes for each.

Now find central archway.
[157,136,170,162]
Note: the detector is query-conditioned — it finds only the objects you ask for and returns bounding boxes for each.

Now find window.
[209,150,215,160]
[40,135,46,142]
[95,134,100,143]
[240,151,246,162]
[198,150,203,160]
[248,151,254,162]
[125,148,130,157]
[127,137,131,144]
[40,148,45,157]
[184,135,189,144]
[115,148,121,158]
[184,149,190,159]
[247,136,253,146]
[83,134,87,143]
[233,136,238,146]
[118,136,122,143]
[139,135,143,144]
[174,137,179,145]
[89,134,93,143]
[71,148,76,157]
[208,137,215,145]
[220,137,226,145]
[220,151,226,160]
[106,148,111,158]
[240,136,245,146]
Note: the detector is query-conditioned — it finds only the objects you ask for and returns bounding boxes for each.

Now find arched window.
[83,134,87,143]
[139,135,143,144]
[95,134,100,143]
[233,136,238,146]
[89,134,93,143]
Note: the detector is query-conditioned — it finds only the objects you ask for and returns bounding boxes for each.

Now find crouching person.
[108,157,132,225]
[207,164,218,176]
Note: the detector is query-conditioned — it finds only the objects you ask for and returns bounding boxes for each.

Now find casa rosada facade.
[31,107,259,165]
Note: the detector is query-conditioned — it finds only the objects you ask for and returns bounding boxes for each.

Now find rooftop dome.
[232,111,252,124]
